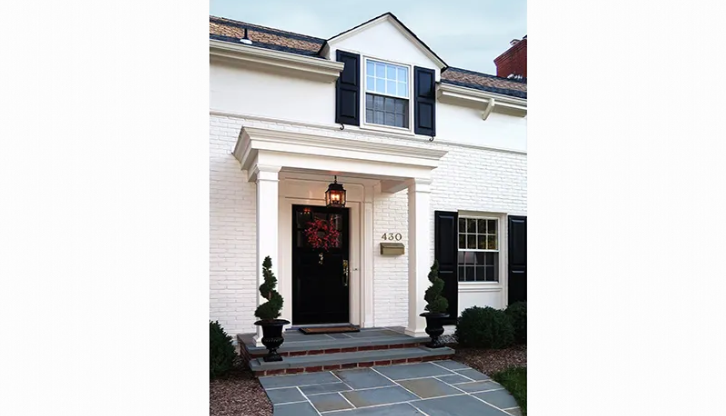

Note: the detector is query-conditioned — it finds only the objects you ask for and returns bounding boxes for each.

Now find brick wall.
[209,114,526,334]
[209,116,257,335]
[494,38,527,78]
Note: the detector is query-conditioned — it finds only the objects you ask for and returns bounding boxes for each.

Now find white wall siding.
[372,190,409,327]
[209,115,258,336]
[437,102,527,152]
[327,19,441,81]
[210,60,335,125]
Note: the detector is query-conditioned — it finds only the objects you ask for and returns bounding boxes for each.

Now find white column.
[405,178,432,337]
[362,184,375,328]
[253,164,281,346]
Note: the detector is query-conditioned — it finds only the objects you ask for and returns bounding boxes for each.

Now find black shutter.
[335,50,360,126]
[435,210,458,325]
[414,66,436,136]
[508,216,527,304]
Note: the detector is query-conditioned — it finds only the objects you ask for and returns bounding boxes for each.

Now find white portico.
[232,125,447,342]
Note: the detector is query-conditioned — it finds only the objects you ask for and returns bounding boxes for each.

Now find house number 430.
[381,232,403,241]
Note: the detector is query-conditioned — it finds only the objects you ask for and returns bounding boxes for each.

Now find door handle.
[342,260,349,287]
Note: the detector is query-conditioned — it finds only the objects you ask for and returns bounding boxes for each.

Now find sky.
[209,0,526,75]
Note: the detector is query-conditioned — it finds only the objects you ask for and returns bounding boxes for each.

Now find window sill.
[457,282,502,292]
[359,123,415,137]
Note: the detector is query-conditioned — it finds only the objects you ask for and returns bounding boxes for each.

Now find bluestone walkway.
[259,360,522,416]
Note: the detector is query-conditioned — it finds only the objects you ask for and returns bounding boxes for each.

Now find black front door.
[292,205,350,324]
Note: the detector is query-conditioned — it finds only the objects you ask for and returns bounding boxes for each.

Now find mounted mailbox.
[380,242,405,256]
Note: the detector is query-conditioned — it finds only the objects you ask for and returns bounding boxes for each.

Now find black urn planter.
[420,312,449,349]
[254,319,290,362]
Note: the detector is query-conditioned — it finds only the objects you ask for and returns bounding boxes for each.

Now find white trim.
[326,13,447,69]
[210,110,527,155]
[438,82,527,107]
[456,211,508,308]
[437,83,527,118]
[233,125,448,179]
[209,39,344,83]
[277,185,364,327]
[360,55,414,133]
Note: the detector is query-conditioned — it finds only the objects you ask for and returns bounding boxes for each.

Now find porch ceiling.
[232,125,447,183]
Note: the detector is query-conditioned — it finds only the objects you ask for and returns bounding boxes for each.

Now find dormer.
[319,13,447,137]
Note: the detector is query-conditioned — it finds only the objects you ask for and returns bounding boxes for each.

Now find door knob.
[342,260,349,287]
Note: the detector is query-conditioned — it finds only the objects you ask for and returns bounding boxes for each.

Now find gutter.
[209,39,344,83]
[437,83,527,118]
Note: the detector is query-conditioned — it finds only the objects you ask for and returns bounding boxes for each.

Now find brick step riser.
[246,341,426,359]
[253,353,454,377]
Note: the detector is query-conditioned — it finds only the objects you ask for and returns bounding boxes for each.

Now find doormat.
[298,325,360,334]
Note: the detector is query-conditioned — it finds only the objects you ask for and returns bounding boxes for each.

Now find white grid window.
[458,217,499,282]
[364,59,410,128]
[366,60,409,98]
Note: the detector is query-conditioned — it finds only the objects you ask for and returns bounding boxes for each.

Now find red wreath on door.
[304,218,340,251]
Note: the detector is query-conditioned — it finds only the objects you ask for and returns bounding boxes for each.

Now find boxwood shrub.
[455,306,515,349]
[505,302,527,345]
[210,320,236,379]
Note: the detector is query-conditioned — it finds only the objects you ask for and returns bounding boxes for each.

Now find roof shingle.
[209,15,526,99]
[441,67,527,99]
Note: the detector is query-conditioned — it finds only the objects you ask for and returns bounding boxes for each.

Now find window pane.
[488,220,497,235]
[477,219,487,234]
[366,76,375,92]
[475,266,486,282]
[375,78,385,93]
[384,97,394,112]
[374,111,384,124]
[457,251,465,265]
[478,234,486,250]
[367,60,374,76]
[475,252,485,265]
[384,112,394,126]
[464,251,475,264]
[387,80,396,95]
[375,62,385,77]
[467,218,477,233]
[485,266,496,281]
[485,252,495,265]
[465,266,475,282]
[394,114,404,127]
[398,81,408,97]
[487,235,497,250]
[493,256,499,281]
[386,65,396,79]
[458,266,465,281]
[459,218,466,232]
[366,94,373,109]
[459,234,466,249]
[394,99,405,113]
[374,95,384,108]
[467,234,477,249]
[366,110,373,123]
[397,67,407,81]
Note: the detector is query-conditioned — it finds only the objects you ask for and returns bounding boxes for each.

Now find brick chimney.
[494,35,527,79]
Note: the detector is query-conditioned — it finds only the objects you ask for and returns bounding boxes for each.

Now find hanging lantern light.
[325,175,346,208]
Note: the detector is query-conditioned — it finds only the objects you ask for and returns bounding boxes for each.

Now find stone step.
[249,346,455,376]
[240,328,430,359]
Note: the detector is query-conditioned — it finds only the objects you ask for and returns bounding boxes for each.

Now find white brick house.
[209,13,527,340]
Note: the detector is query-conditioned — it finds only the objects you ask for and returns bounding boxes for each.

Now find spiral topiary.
[424,260,449,314]
[254,256,284,321]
